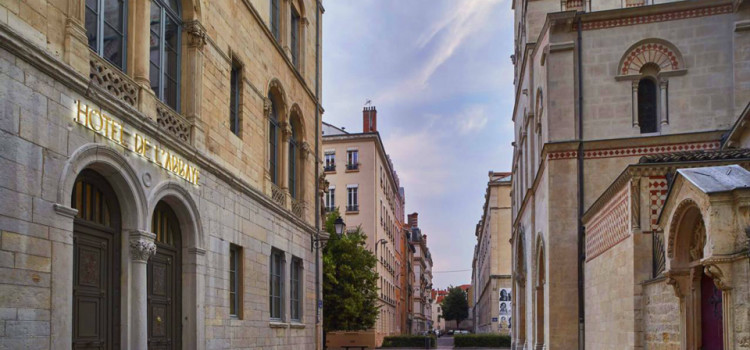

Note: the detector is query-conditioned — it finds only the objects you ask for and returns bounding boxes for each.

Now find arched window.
[288,121,299,198]
[638,78,658,133]
[150,0,182,110]
[268,96,280,185]
[86,0,127,70]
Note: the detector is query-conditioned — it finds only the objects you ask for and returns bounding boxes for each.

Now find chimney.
[408,213,418,228]
[363,106,377,132]
[422,234,427,245]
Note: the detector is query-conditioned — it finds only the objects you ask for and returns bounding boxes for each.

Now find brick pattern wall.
[586,187,630,261]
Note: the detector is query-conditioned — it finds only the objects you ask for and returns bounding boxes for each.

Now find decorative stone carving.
[619,39,684,76]
[704,264,730,290]
[156,104,191,143]
[130,238,157,262]
[263,98,273,118]
[271,182,286,207]
[184,20,207,49]
[631,178,640,230]
[689,219,706,262]
[301,142,311,160]
[89,53,139,107]
[291,198,305,218]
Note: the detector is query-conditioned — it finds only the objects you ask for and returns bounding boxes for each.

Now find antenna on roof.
[365,99,372,106]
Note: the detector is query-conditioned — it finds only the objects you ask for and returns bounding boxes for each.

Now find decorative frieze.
[585,186,630,261]
[580,4,733,31]
[548,141,721,162]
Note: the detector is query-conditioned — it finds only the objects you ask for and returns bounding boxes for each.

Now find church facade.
[509,0,750,349]
[0,0,324,349]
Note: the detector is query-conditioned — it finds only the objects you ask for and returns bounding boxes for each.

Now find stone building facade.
[321,109,406,344]
[509,0,750,349]
[0,0,324,348]
[471,172,512,334]
[408,213,434,334]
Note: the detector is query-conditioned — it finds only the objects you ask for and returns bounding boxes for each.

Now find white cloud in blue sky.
[323,0,515,289]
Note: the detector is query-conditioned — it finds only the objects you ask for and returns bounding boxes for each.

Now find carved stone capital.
[665,270,689,298]
[704,263,732,291]
[185,20,207,49]
[129,230,157,262]
[263,98,273,118]
[280,121,292,138]
[301,142,312,159]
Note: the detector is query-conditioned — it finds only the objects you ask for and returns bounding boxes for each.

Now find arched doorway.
[72,169,122,349]
[148,201,182,349]
[534,243,545,350]
[701,272,723,349]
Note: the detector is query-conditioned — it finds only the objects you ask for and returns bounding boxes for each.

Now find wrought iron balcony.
[652,230,666,277]
[346,163,359,171]
[324,164,336,172]
[346,205,359,212]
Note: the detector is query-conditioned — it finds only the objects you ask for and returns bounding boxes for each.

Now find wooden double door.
[71,170,182,349]
[148,202,182,350]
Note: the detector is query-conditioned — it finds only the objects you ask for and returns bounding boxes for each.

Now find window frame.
[290,6,300,67]
[86,0,128,71]
[270,0,281,42]
[288,122,299,198]
[229,244,243,318]
[637,77,659,134]
[347,150,359,170]
[325,187,335,212]
[229,59,242,136]
[268,98,280,184]
[290,257,303,322]
[269,249,285,321]
[324,152,336,171]
[149,0,183,111]
[347,186,359,212]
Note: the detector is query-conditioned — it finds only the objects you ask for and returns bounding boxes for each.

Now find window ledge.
[346,210,359,215]
[345,169,360,173]
[269,321,289,329]
[289,322,306,329]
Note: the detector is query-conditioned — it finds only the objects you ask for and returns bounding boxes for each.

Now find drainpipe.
[314,1,322,349]
[576,15,586,350]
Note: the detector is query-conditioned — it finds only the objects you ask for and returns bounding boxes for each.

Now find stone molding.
[578,4,733,31]
[53,204,79,218]
[129,230,157,262]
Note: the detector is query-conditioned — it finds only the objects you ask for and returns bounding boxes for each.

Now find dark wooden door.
[72,170,121,350]
[148,202,182,350]
[701,273,723,350]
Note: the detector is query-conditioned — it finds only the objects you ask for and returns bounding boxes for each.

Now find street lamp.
[375,238,388,256]
[334,216,346,235]
[312,216,346,250]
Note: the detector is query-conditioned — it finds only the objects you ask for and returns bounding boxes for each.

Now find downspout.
[314,1,322,349]
[576,15,586,350]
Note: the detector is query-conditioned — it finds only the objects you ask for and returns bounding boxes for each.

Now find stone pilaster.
[129,230,157,350]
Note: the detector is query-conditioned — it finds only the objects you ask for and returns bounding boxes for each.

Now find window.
[230,60,242,136]
[268,96,279,184]
[290,257,302,321]
[230,244,242,318]
[86,0,127,70]
[325,187,335,212]
[149,0,182,110]
[638,78,658,133]
[347,150,359,170]
[347,186,358,212]
[288,120,299,198]
[291,7,300,67]
[270,0,281,42]
[270,249,284,320]
[324,152,335,172]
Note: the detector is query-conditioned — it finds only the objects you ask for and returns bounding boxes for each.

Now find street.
[437,336,454,349]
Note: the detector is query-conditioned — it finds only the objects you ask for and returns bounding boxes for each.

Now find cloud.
[455,105,489,135]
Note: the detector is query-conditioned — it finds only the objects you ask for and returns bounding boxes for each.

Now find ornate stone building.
[471,172,512,334]
[0,0,324,348]
[509,0,750,349]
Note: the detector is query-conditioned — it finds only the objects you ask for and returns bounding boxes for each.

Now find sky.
[322,0,516,290]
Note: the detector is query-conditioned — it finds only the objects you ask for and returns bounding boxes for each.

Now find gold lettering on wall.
[73,101,200,185]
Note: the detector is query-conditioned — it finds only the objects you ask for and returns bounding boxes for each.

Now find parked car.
[446,330,454,335]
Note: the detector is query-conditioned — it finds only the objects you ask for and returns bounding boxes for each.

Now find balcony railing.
[291,198,305,219]
[324,164,336,172]
[346,205,359,212]
[625,0,646,7]
[346,163,359,171]
[271,183,286,208]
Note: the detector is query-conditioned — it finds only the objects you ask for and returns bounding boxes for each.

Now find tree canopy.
[441,286,469,326]
[323,209,380,332]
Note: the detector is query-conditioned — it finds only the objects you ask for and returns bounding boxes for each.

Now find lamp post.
[313,216,346,250]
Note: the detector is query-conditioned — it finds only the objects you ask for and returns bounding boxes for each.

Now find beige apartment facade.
[0,0,325,349]
[322,108,405,344]
[407,213,434,334]
[509,0,750,349]
[471,172,512,334]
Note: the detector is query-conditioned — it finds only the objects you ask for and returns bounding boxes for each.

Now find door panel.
[148,248,180,349]
[701,273,723,350]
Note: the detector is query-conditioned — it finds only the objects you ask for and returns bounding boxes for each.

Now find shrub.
[453,334,511,348]
[380,335,436,348]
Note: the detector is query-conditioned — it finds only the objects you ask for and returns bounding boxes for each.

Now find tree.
[323,209,380,332]
[441,286,469,327]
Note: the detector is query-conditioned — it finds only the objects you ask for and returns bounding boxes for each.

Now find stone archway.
[534,236,545,350]
[512,229,527,350]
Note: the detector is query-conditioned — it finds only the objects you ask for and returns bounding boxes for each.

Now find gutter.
[314,2,323,349]
[576,15,586,350]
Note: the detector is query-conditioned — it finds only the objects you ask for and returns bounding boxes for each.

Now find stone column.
[129,230,157,350]
[659,78,669,126]
[184,21,207,149]
[64,0,89,74]
[280,121,292,207]
[133,0,152,88]
[631,80,639,129]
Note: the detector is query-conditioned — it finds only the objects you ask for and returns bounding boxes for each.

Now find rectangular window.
[324,152,335,171]
[270,0,281,42]
[230,60,241,136]
[291,7,300,68]
[347,150,359,170]
[229,244,243,318]
[270,249,284,320]
[325,187,335,212]
[290,257,302,321]
[347,186,358,212]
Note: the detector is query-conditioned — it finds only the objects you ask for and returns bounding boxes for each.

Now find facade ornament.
[688,219,706,262]
[185,20,207,49]
[665,273,685,299]
[280,121,292,138]
[263,98,273,118]
[130,238,157,262]
[301,141,312,160]
[630,177,640,230]
[704,264,730,291]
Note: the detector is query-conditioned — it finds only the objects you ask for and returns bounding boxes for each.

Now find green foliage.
[453,334,512,348]
[322,209,380,332]
[441,286,469,325]
[380,335,436,348]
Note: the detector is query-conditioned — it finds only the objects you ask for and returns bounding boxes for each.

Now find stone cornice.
[0,22,317,236]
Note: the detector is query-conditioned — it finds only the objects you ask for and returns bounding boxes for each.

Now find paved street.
[437,336,454,349]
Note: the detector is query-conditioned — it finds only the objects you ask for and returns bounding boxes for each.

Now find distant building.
[431,289,447,331]
[408,213,434,333]
[322,107,405,343]
[471,172,513,334]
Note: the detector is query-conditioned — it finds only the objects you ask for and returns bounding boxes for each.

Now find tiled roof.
[638,149,750,164]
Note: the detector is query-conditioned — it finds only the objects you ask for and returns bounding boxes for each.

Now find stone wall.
[642,278,681,350]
